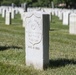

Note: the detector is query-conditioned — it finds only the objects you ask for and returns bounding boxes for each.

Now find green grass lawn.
[0,14,76,75]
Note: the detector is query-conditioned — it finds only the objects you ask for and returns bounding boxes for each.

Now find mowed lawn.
[0,14,76,75]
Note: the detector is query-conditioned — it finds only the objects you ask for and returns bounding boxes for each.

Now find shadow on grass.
[0,46,22,51]
[51,21,56,23]
[50,29,55,31]
[49,28,58,31]
[49,59,76,68]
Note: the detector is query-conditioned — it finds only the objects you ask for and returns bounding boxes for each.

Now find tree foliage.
[0,0,52,7]
[53,0,76,8]
[0,0,76,8]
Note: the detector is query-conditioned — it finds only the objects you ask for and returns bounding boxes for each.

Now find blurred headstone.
[5,11,11,25]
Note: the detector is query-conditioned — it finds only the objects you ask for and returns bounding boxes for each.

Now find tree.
[0,0,76,8]
[0,0,52,7]
[53,0,76,8]
[0,0,3,5]
[1,0,12,6]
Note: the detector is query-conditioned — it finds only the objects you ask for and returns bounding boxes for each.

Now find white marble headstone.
[22,12,26,27]
[2,9,6,18]
[11,8,15,19]
[69,13,76,34]
[58,10,63,20]
[25,12,49,70]
[5,11,11,25]
[63,11,70,25]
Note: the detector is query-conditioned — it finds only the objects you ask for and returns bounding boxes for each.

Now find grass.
[0,14,76,75]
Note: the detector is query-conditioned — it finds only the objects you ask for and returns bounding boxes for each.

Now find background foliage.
[0,0,76,8]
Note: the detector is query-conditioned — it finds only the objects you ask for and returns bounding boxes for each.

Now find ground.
[0,14,76,75]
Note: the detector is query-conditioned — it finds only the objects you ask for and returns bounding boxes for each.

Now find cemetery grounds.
[0,14,76,75]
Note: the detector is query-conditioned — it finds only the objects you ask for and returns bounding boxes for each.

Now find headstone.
[12,3,14,8]
[21,3,23,8]
[5,11,11,25]
[51,9,55,15]
[20,9,24,20]
[51,1,54,8]
[2,9,6,18]
[9,7,12,12]
[58,10,63,20]
[24,3,27,12]
[11,8,15,19]
[69,13,76,34]
[22,12,26,27]
[0,8,2,14]
[25,12,49,70]
[54,9,58,16]
[15,8,19,14]
[62,11,70,25]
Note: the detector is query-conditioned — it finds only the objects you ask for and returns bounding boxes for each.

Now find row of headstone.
[0,6,52,70]
[0,6,20,18]
[24,8,76,70]
[0,6,21,25]
[17,7,76,70]
[54,9,76,35]
[1,6,76,70]
[18,8,50,70]
[17,8,53,27]
[0,6,51,70]
[15,7,51,69]
[51,8,76,35]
